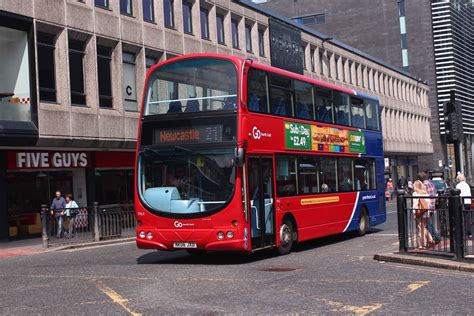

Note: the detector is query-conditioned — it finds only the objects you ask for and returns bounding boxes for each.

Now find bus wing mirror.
[234,148,245,167]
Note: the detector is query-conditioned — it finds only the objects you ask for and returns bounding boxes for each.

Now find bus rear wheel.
[358,208,369,236]
[278,219,294,255]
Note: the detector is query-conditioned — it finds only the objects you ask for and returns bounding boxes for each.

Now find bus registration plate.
[173,242,197,249]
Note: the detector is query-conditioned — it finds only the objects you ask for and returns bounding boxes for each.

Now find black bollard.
[397,189,407,252]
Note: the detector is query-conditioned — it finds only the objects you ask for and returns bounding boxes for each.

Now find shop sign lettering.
[16,152,88,169]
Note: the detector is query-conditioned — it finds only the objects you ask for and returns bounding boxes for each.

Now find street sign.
[438,160,443,168]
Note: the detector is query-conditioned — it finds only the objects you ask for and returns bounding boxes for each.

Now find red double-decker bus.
[135,54,386,255]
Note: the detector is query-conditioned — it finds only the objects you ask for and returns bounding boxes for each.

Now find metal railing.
[397,189,473,261]
[40,203,135,249]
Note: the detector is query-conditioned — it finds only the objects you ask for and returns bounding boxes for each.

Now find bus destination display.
[154,125,223,144]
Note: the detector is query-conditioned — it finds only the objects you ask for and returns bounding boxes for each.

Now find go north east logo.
[252,126,272,140]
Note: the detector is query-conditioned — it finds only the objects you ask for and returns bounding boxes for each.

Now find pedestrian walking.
[412,180,434,248]
[50,190,66,238]
[455,173,473,237]
[386,178,394,201]
[65,193,79,238]
[419,172,441,244]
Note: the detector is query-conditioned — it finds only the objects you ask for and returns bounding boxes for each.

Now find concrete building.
[0,0,430,240]
[258,0,474,181]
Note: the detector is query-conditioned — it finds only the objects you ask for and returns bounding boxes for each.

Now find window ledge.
[95,5,112,12]
[144,19,157,25]
[120,12,135,18]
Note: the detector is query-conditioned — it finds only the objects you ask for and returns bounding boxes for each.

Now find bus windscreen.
[145,58,238,115]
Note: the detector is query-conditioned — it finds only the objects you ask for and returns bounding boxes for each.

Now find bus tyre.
[358,208,369,236]
[278,219,294,255]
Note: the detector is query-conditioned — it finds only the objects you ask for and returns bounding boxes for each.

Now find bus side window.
[298,156,319,194]
[365,100,380,131]
[270,87,292,117]
[338,157,354,192]
[334,92,350,126]
[350,97,366,129]
[315,88,333,123]
[368,159,377,190]
[294,80,314,120]
[276,156,297,197]
[319,156,337,193]
[354,159,368,191]
[247,69,269,113]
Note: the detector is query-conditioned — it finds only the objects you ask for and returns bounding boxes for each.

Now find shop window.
[319,156,337,193]
[276,156,297,197]
[143,0,155,22]
[294,80,314,120]
[123,52,137,111]
[314,87,333,123]
[164,0,175,28]
[231,18,239,49]
[334,91,350,126]
[0,25,32,122]
[245,24,252,52]
[120,0,133,15]
[182,0,193,34]
[69,37,87,105]
[200,7,209,39]
[94,169,134,204]
[216,13,225,44]
[298,156,319,194]
[338,157,353,192]
[258,28,265,57]
[7,171,73,238]
[37,32,57,102]
[97,44,113,108]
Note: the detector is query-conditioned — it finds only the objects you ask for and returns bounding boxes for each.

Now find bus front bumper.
[135,228,247,252]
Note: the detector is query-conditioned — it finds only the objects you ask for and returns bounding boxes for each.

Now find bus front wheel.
[278,219,294,255]
[358,208,369,236]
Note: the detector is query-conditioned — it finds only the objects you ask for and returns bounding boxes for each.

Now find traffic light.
[443,99,463,143]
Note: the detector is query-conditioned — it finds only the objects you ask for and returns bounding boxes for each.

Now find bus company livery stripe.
[343,192,360,232]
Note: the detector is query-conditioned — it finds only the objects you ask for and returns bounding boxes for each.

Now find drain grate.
[258,267,297,272]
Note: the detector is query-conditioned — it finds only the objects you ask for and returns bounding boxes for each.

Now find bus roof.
[152,53,379,102]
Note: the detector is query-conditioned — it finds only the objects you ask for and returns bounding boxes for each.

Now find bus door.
[247,157,276,249]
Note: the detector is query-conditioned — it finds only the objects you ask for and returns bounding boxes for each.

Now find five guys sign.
[8,151,89,169]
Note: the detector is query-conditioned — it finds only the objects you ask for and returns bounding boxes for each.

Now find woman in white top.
[412,180,433,248]
[456,173,473,237]
[65,193,79,238]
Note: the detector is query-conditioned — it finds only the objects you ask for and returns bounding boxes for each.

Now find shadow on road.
[136,228,385,265]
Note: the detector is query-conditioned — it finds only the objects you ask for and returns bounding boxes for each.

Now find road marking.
[405,281,430,293]
[319,298,383,315]
[387,210,397,214]
[92,280,142,316]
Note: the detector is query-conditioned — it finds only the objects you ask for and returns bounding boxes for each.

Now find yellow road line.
[405,281,430,293]
[319,298,383,315]
[93,280,142,316]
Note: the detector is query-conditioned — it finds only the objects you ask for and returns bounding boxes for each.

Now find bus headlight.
[146,232,153,240]
[226,231,234,239]
[139,231,146,238]
[217,231,225,240]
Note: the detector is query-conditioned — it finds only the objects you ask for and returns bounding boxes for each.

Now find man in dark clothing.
[51,191,66,238]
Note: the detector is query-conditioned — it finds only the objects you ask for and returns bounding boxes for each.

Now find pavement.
[1,201,473,314]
